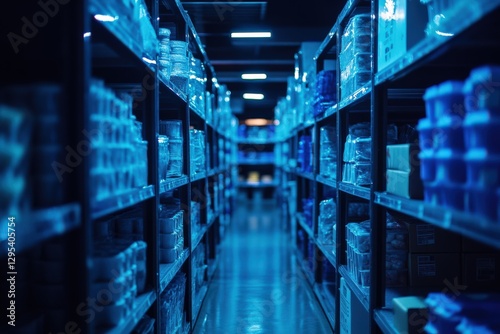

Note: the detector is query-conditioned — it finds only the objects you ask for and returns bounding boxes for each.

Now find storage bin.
[435,149,466,183]
[352,225,370,253]
[417,118,435,150]
[423,85,439,121]
[419,149,436,181]
[464,65,500,113]
[463,111,500,152]
[434,80,465,119]
[441,182,466,211]
[435,116,464,151]
[424,181,441,205]
[360,269,371,288]
[465,150,500,187]
[354,248,370,271]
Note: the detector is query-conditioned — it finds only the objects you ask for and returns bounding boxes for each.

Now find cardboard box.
[393,296,428,334]
[462,236,497,253]
[406,223,461,253]
[340,277,369,334]
[377,0,428,71]
[386,169,423,199]
[462,253,500,290]
[409,253,461,287]
[386,144,420,172]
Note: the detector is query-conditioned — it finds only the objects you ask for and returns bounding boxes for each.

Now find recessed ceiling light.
[241,73,267,80]
[243,93,264,100]
[231,32,271,38]
[245,118,270,126]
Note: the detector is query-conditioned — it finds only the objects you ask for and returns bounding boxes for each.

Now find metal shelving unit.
[0,1,233,333]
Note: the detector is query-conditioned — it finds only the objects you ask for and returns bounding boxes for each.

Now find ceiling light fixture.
[231,32,271,38]
[241,73,267,80]
[245,118,270,126]
[243,93,264,100]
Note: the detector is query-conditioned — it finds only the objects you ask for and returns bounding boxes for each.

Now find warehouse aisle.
[193,199,332,334]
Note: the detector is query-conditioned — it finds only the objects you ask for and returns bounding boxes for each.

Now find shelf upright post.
[370,1,387,331]
[334,25,345,334]
[67,1,92,332]
[144,0,160,331]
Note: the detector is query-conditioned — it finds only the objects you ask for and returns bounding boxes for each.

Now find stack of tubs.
[158,28,172,81]
[319,126,338,179]
[420,65,500,221]
[160,120,183,177]
[170,41,190,94]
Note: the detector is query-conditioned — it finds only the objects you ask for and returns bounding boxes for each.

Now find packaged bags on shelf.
[314,70,337,116]
[318,198,337,244]
[161,273,187,334]
[319,126,338,179]
[339,14,372,100]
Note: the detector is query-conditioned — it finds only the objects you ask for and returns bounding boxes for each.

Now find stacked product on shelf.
[205,92,214,125]
[424,293,500,333]
[114,208,146,243]
[91,240,147,328]
[189,129,206,176]
[419,65,500,221]
[89,0,158,60]
[339,14,371,100]
[343,122,398,185]
[298,135,313,173]
[342,122,372,185]
[302,69,317,123]
[318,198,336,245]
[160,120,184,177]
[386,143,423,199]
[314,70,337,117]
[346,214,408,288]
[158,28,172,81]
[191,201,201,237]
[170,40,190,94]
[192,243,207,301]
[158,135,170,181]
[302,198,314,230]
[0,84,67,210]
[189,57,207,114]
[89,80,149,202]
[463,65,500,221]
[159,198,185,263]
[214,85,235,135]
[319,126,338,179]
[161,272,187,334]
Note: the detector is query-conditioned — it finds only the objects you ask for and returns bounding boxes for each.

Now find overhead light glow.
[83,32,91,38]
[142,57,156,65]
[241,73,267,80]
[435,30,454,37]
[243,93,264,100]
[245,118,269,126]
[231,32,271,38]
[94,14,119,22]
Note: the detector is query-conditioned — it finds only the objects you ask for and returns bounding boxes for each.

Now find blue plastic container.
[464,65,500,114]
[419,149,436,182]
[435,115,464,151]
[440,182,465,211]
[417,118,434,150]
[435,149,466,183]
[423,181,441,205]
[434,80,465,119]
[465,149,500,187]
[463,111,500,153]
[423,85,439,122]
[467,186,498,221]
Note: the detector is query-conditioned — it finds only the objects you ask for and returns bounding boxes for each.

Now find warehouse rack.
[276,0,500,332]
[0,0,234,333]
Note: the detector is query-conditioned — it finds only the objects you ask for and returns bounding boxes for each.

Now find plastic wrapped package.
[341,14,371,53]
[319,198,336,217]
[158,135,169,181]
[340,53,372,83]
[342,162,372,185]
[160,120,183,138]
[320,126,337,144]
[464,65,500,113]
[314,70,337,115]
[341,71,371,99]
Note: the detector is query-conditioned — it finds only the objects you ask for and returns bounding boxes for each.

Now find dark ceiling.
[181,0,343,120]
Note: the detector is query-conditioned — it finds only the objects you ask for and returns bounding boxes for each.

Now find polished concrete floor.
[193,199,333,334]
